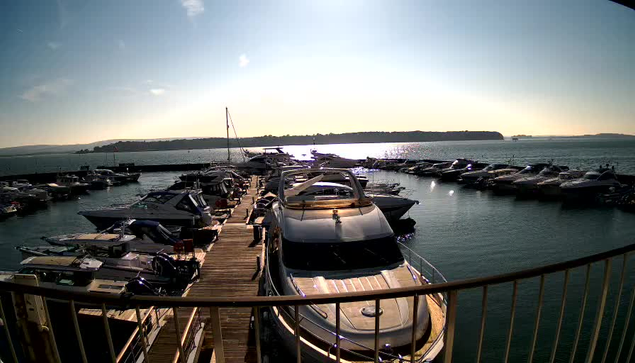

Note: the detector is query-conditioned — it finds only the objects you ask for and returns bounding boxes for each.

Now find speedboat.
[82,171,113,189]
[364,182,405,195]
[0,203,18,220]
[560,168,622,200]
[17,246,200,294]
[35,183,71,200]
[56,174,90,195]
[512,165,567,195]
[94,169,129,185]
[490,163,551,193]
[79,190,212,230]
[368,194,419,222]
[414,162,452,177]
[437,159,478,181]
[1,256,163,297]
[263,168,445,362]
[458,163,517,185]
[537,170,586,198]
[404,162,433,175]
[311,150,360,168]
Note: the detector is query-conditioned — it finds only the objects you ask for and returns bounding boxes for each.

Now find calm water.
[2,138,635,177]
[2,139,635,362]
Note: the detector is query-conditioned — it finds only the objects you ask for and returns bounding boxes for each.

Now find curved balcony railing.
[1,242,634,363]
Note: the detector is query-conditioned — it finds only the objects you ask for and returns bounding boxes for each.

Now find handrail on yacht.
[1,242,634,363]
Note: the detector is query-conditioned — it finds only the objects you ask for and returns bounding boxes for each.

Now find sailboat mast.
[226,107,230,164]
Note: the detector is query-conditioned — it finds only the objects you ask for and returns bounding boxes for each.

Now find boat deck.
[147,177,262,363]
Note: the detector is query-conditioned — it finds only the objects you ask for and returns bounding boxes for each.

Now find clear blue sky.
[0,0,633,147]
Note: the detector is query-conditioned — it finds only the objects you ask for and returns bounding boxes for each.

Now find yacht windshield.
[282,237,404,271]
[519,166,534,174]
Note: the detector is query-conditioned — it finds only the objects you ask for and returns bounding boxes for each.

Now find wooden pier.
[146,177,262,363]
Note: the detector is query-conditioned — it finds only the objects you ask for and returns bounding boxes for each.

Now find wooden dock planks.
[147,177,262,363]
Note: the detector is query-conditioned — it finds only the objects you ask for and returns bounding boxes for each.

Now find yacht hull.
[81,213,200,230]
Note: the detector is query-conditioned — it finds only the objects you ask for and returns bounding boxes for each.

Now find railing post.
[615,287,635,363]
[410,295,419,363]
[444,290,458,363]
[528,275,545,363]
[374,298,381,363]
[504,281,518,363]
[550,269,570,363]
[475,286,488,363]
[335,302,341,363]
[173,307,186,363]
[601,255,627,363]
[134,306,150,363]
[101,304,117,363]
[209,307,225,363]
[69,300,88,363]
[571,265,592,363]
[295,305,301,363]
[254,307,262,363]
[0,298,19,363]
[585,259,612,363]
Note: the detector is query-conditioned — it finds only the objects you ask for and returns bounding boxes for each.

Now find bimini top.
[278,168,372,209]
[20,256,103,271]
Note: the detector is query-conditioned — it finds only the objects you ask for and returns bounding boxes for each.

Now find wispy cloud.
[239,54,250,67]
[20,78,73,102]
[150,88,166,96]
[56,0,69,28]
[47,42,61,50]
[180,0,204,18]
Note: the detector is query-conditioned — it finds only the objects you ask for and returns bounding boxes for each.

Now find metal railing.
[1,243,635,363]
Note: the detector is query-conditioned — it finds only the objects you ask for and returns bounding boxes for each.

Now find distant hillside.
[89,131,504,153]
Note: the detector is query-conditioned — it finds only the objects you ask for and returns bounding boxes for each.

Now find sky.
[0,0,633,148]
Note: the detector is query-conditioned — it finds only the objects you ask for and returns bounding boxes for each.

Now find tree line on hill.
[85,131,504,153]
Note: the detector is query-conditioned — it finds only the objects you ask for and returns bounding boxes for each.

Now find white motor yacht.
[79,190,212,229]
[512,165,567,195]
[560,168,622,200]
[490,163,551,193]
[458,163,516,185]
[263,168,446,362]
[537,170,586,197]
[311,150,360,168]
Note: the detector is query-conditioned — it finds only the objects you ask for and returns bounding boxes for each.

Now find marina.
[2,142,635,362]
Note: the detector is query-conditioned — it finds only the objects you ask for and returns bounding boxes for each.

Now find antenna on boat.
[226,107,231,165]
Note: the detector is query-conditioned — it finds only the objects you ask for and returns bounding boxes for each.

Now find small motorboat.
[0,256,163,297]
[0,203,18,220]
[369,193,419,222]
[94,169,129,185]
[17,245,200,294]
[56,174,90,195]
[82,173,113,189]
[44,220,183,253]
[34,183,71,200]
[79,190,213,229]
